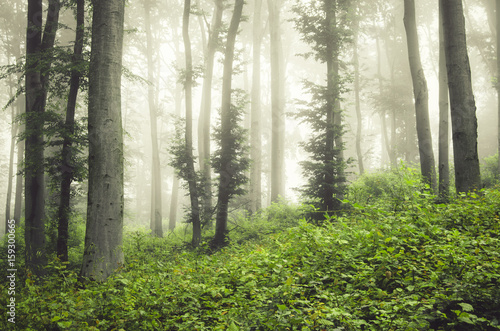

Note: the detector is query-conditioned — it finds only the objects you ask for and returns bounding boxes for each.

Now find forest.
[0,0,499,329]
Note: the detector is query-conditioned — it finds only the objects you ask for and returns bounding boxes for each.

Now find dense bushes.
[1,172,500,330]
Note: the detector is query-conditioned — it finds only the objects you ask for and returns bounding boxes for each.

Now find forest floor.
[1,170,500,330]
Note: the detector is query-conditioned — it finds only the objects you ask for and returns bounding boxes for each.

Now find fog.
[0,0,497,230]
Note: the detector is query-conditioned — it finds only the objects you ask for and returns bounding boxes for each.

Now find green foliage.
[480,154,499,188]
[225,201,311,245]
[347,162,429,210]
[212,88,250,199]
[290,0,352,215]
[290,0,352,62]
[5,179,500,330]
[293,80,349,214]
[168,117,201,186]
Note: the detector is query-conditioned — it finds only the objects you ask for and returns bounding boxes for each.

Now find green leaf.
[57,321,73,328]
[228,321,239,331]
[458,302,474,312]
[277,304,287,311]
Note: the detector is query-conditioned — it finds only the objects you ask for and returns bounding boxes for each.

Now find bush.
[481,154,499,188]
[4,187,500,330]
[347,163,429,210]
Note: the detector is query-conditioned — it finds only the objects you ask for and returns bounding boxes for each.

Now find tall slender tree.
[212,0,246,248]
[441,0,481,193]
[497,0,500,175]
[81,0,126,281]
[403,0,437,191]
[169,82,183,231]
[25,0,61,276]
[198,0,224,223]
[250,0,264,212]
[352,2,364,175]
[292,0,349,214]
[57,0,85,261]
[438,0,450,199]
[144,0,163,237]
[375,33,396,168]
[5,56,20,229]
[268,0,285,202]
[183,0,202,246]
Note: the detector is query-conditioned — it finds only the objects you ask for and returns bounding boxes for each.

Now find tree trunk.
[198,0,223,223]
[404,0,437,191]
[438,0,450,200]
[5,54,19,229]
[324,0,338,211]
[250,0,263,212]
[352,7,364,175]
[268,0,285,202]
[25,0,60,276]
[375,34,396,168]
[144,0,163,238]
[5,100,17,230]
[497,0,500,175]
[81,0,125,281]
[57,0,84,262]
[14,103,24,224]
[169,83,183,231]
[183,0,202,247]
[212,0,245,248]
[441,0,481,193]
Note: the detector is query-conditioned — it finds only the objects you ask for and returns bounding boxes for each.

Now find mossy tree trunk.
[81,0,125,281]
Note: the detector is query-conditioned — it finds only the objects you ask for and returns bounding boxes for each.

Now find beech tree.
[25,0,61,276]
[81,0,125,281]
[57,0,85,261]
[182,0,202,246]
[497,0,500,175]
[198,0,224,222]
[438,0,450,199]
[212,0,247,248]
[250,0,264,211]
[144,0,163,237]
[441,0,481,193]
[403,0,437,191]
[351,1,364,175]
[268,0,285,202]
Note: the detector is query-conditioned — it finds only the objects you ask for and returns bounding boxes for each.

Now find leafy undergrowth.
[2,189,500,330]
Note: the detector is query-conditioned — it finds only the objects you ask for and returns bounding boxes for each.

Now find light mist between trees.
[0,0,498,282]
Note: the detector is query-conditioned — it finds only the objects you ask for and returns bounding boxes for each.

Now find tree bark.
[438,0,450,199]
[375,34,396,168]
[5,53,20,229]
[5,96,17,229]
[25,0,60,276]
[324,0,339,211]
[183,0,202,247]
[212,0,245,248]
[352,6,364,175]
[144,0,163,238]
[57,0,84,261]
[14,104,24,224]
[198,0,223,223]
[404,0,437,191]
[441,0,481,193]
[497,0,500,175]
[81,0,125,281]
[250,0,263,212]
[169,83,183,231]
[268,0,285,202]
